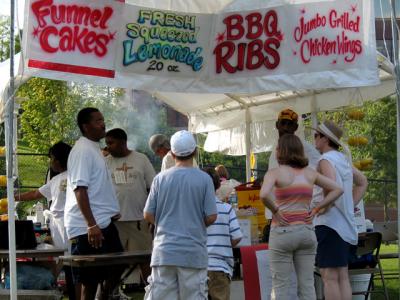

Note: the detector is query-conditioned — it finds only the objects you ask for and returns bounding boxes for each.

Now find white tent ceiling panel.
[155,93,230,115]
[189,109,246,133]
[153,53,395,155]
[157,72,395,134]
[203,120,277,155]
[126,0,234,13]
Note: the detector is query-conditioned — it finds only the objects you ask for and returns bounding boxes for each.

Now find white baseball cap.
[170,130,196,156]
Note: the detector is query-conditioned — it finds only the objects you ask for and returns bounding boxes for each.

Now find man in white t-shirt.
[64,107,123,300]
[105,128,155,284]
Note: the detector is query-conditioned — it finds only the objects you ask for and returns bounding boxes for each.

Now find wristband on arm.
[87,224,98,230]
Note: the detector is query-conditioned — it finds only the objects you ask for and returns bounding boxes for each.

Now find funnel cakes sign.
[26,0,121,78]
[23,0,378,93]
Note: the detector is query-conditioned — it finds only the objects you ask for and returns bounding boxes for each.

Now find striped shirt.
[207,198,243,277]
[272,170,313,227]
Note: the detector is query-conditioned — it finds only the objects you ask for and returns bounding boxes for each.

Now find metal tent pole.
[245,108,251,182]
[390,0,400,284]
[6,0,17,299]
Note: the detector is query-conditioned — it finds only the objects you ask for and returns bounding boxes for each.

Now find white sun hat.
[314,120,352,163]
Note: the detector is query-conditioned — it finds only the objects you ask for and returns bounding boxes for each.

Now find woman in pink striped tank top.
[260,134,343,300]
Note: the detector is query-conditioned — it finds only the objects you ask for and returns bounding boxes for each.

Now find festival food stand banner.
[24,0,123,78]
[209,1,372,78]
[115,5,212,77]
[22,0,379,93]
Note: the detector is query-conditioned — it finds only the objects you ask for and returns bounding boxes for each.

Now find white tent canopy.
[154,52,396,155]
[0,51,395,145]
[1,0,399,298]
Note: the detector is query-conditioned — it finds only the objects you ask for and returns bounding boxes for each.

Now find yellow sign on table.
[235,183,268,232]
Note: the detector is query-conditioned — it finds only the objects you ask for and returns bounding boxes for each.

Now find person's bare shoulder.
[303,166,317,183]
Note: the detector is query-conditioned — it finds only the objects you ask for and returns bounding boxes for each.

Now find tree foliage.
[17,78,81,153]
[0,16,21,62]
[315,97,397,206]
[16,81,168,159]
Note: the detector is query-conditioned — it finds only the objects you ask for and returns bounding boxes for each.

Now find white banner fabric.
[22,0,379,93]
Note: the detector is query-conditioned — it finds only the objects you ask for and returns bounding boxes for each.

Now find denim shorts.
[315,225,350,268]
[70,221,124,284]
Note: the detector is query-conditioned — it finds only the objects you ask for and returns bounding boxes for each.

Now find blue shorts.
[315,225,350,268]
[70,221,124,284]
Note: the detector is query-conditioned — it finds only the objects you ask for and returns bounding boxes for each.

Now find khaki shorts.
[145,266,207,300]
[208,271,230,300]
[115,220,153,251]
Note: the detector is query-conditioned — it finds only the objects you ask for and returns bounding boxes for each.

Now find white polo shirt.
[64,137,120,239]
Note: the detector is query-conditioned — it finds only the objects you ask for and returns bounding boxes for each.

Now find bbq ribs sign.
[23,0,378,93]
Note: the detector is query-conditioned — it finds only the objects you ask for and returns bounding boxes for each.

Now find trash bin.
[350,274,371,300]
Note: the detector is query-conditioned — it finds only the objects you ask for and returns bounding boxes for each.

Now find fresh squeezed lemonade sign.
[117,5,212,76]
[293,5,362,64]
[26,0,121,77]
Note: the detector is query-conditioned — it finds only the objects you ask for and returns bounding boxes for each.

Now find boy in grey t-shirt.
[144,130,217,300]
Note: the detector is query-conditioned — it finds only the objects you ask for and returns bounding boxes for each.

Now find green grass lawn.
[17,142,48,188]
[13,142,49,218]
[372,244,399,300]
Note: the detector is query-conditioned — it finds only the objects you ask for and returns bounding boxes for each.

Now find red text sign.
[213,11,281,74]
[31,0,115,57]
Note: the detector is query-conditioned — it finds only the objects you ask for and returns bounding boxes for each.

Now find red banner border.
[28,60,115,78]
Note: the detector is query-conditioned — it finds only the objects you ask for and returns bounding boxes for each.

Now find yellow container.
[0,198,7,214]
[347,110,365,120]
[0,146,5,156]
[0,176,6,187]
[235,183,267,232]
